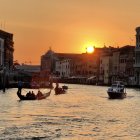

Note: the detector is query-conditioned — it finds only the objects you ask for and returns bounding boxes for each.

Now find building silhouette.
[0,29,14,70]
[41,45,135,86]
[0,29,14,89]
[135,27,140,86]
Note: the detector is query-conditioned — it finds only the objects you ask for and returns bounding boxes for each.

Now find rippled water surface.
[0,84,140,139]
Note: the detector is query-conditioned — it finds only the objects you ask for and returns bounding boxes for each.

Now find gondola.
[54,88,66,95]
[17,89,51,100]
[62,85,68,90]
[37,90,51,100]
[54,83,67,95]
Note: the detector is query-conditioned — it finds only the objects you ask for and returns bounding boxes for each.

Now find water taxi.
[107,81,127,99]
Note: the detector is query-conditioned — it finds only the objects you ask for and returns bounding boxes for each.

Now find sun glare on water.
[86,46,94,53]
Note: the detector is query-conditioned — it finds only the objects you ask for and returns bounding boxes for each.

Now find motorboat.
[107,81,127,99]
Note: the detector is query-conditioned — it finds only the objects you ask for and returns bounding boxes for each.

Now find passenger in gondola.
[55,83,59,92]
[36,90,43,98]
[26,91,36,99]
[55,82,59,88]
[55,83,64,93]
[49,81,53,89]
[31,91,36,98]
[26,91,32,98]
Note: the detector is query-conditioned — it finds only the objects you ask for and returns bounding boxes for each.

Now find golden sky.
[0,0,140,64]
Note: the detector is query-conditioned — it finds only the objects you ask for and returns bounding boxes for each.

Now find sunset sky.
[0,0,140,64]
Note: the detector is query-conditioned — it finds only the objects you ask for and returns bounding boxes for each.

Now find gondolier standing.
[18,80,23,92]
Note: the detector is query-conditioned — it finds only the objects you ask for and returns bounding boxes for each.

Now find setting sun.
[86,46,94,53]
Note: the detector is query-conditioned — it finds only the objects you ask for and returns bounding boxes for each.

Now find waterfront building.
[98,45,135,85]
[111,46,135,85]
[0,30,14,70]
[75,53,98,77]
[55,59,71,78]
[41,48,81,74]
[55,60,61,77]
[0,30,14,89]
[134,27,140,86]
[119,46,135,85]
[98,46,116,85]
[41,47,115,84]
[99,55,112,85]
[111,50,120,83]
[0,38,4,66]
[41,46,135,85]
[41,48,55,73]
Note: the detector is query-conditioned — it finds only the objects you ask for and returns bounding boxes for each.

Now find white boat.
[107,81,127,99]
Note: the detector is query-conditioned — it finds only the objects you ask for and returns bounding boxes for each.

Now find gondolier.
[18,80,23,92]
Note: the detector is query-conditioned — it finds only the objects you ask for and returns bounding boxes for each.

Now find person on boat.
[31,91,36,98]
[55,82,59,88]
[26,91,36,99]
[49,81,53,89]
[55,83,65,94]
[26,91,32,98]
[55,83,59,91]
[36,90,43,98]
[18,80,23,92]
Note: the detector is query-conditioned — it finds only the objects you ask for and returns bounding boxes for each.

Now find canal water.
[0,84,139,139]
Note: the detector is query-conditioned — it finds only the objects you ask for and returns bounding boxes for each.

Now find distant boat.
[54,83,67,95]
[54,87,66,95]
[62,85,68,90]
[17,89,51,100]
[107,81,127,99]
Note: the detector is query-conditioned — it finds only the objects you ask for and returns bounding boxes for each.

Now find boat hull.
[17,90,36,100]
[17,89,51,100]
[55,89,66,95]
[107,91,127,99]
[36,91,51,100]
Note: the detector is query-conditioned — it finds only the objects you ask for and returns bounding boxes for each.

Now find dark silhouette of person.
[36,90,43,98]
[26,91,36,99]
[18,81,23,92]
[31,91,36,99]
[26,91,32,98]
[55,83,65,94]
